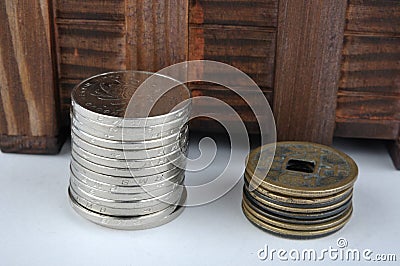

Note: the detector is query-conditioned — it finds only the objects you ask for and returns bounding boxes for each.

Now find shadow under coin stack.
[68,71,190,230]
[242,142,358,239]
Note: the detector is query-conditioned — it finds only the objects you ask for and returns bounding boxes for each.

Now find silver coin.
[71,164,184,194]
[71,131,187,160]
[72,108,189,129]
[71,71,191,125]
[70,171,183,201]
[71,149,186,177]
[71,123,188,150]
[72,99,190,127]
[68,187,186,230]
[72,141,186,169]
[71,110,189,140]
[70,180,184,209]
[71,117,185,142]
[68,187,179,217]
[71,160,183,187]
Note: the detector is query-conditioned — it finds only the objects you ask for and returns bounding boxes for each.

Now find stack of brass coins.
[242,142,358,239]
[68,71,190,230]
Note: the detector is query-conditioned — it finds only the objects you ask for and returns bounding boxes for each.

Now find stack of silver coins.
[68,71,190,230]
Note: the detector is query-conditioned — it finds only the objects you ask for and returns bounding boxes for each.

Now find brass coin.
[247,187,353,213]
[242,201,353,239]
[246,142,358,197]
[243,188,352,220]
[242,196,352,231]
[242,192,351,225]
[244,176,352,207]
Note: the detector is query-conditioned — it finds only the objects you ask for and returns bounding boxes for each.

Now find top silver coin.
[71,71,191,125]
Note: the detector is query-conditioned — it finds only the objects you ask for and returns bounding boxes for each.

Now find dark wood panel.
[125,0,188,71]
[0,0,62,153]
[336,92,400,121]
[346,0,400,34]
[0,135,63,154]
[56,0,125,21]
[273,0,347,145]
[56,19,126,79]
[189,0,278,27]
[59,79,80,127]
[335,118,399,140]
[389,137,400,170]
[189,25,276,89]
[190,85,272,133]
[340,35,400,95]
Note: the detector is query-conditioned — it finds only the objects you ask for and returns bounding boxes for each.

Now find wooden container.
[1,0,399,169]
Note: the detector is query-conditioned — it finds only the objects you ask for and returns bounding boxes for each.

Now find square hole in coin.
[286,159,315,173]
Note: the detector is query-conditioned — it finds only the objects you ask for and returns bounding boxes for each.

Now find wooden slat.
[57,19,126,79]
[273,0,348,145]
[189,25,276,89]
[56,0,125,21]
[335,118,399,140]
[189,0,278,27]
[346,0,400,35]
[59,79,81,127]
[389,137,400,170]
[340,35,400,95]
[125,0,188,71]
[336,92,400,121]
[0,0,62,153]
[190,85,272,133]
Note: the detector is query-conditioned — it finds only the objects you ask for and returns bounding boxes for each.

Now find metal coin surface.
[242,191,350,225]
[71,123,188,150]
[69,188,186,230]
[72,117,185,142]
[72,142,186,169]
[71,150,186,177]
[71,108,189,129]
[242,196,353,231]
[69,187,178,217]
[71,131,187,160]
[247,187,353,213]
[71,71,190,123]
[69,71,191,229]
[70,172,183,201]
[70,165,184,193]
[246,142,358,197]
[244,176,353,206]
[242,200,352,238]
[70,180,184,209]
[243,188,352,220]
[71,160,183,186]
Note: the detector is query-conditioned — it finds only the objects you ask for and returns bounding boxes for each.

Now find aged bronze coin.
[242,196,353,231]
[242,200,353,239]
[242,142,357,238]
[246,142,358,197]
[242,191,351,225]
[246,186,353,213]
[243,187,352,220]
[243,176,353,208]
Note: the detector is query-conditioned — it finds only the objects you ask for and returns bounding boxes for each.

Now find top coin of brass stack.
[68,71,191,230]
[242,141,358,239]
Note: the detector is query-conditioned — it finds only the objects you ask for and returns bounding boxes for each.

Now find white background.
[0,135,399,265]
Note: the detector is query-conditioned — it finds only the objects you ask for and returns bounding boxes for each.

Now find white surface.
[0,136,399,265]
